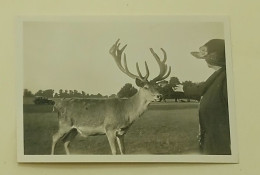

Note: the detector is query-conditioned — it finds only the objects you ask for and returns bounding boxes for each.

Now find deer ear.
[135,78,145,87]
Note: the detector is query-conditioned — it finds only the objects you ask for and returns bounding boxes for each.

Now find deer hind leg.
[116,135,125,155]
[106,129,117,155]
[51,127,72,155]
[62,128,78,155]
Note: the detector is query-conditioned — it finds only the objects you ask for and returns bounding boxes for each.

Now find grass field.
[23,102,200,155]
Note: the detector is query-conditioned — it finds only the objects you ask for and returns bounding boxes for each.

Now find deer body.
[56,90,151,135]
[51,39,171,155]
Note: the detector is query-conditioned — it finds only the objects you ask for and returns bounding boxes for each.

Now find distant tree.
[81,91,86,97]
[23,89,34,97]
[85,93,90,98]
[96,93,103,98]
[63,90,69,98]
[54,93,59,98]
[42,89,54,98]
[109,94,117,98]
[34,89,54,98]
[73,90,81,97]
[158,84,174,100]
[58,89,65,97]
[182,81,193,88]
[69,90,73,97]
[117,83,137,98]
[182,81,203,102]
[169,77,181,88]
[35,90,44,97]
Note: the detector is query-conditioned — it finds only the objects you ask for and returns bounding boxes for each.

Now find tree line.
[24,77,204,101]
[23,89,116,99]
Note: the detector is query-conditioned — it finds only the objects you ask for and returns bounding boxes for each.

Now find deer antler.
[150,48,171,83]
[109,39,149,82]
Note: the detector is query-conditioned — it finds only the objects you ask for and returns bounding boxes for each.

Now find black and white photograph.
[17,16,237,163]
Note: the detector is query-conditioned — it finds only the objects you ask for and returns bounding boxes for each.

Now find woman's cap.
[191,39,226,67]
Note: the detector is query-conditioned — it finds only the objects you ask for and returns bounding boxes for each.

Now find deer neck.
[126,90,151,123]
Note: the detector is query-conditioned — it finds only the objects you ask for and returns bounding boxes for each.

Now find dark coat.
[199,67,231,155]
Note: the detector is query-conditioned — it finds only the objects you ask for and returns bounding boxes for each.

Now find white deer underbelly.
[72,125,105,137]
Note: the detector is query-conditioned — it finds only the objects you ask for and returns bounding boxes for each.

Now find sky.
[23,17,225,96]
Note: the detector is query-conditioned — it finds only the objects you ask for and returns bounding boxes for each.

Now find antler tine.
[150,48,171,82]
[162,66,171,80]
[150,48,160,63]
[160,48,167,63]
[136,61,150,80]
[123,54,141,80]
[109,40,127,74]
[144,61,150,79]
[110,39,151,82]
[117,43,127,55]
[150,48,167,74]
[136,63,143,79]
[150,48,166,75]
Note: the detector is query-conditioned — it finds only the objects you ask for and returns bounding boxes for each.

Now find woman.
[191,39,231,155]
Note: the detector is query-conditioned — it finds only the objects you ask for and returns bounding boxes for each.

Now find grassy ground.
[23,102,200,155]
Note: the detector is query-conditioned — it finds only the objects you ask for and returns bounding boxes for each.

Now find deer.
[51,39,171,155]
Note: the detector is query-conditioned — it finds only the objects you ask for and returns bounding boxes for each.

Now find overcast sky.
[23,17,225,96]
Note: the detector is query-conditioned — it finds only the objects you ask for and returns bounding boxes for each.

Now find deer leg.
[106,130,117,155]
[51,131,67,155]
[62,128,78,155]
[64,141,71,155]
[64,141,70,155]
[116,135,125,155]
[51,126,72,155]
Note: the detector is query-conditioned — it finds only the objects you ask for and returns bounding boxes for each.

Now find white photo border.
[17,15,238,163]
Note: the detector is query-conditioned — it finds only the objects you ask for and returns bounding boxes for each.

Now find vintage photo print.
[17,16,238,163]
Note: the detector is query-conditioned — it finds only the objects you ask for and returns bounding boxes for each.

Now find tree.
[169,77,181,88]
[85,93,90,98]
[109,94,117,98]
[182,80,193,88]
[81,91,86,97]
[182,81,203,102]
[117,83,138,98]
[73,90,81,97]
[35,90,44,97]
[158,84,174,100]
[96,93,103,98]
[64,90,69,98]
[42,89,54,98]
[69,90,74,97]
[54,93,59,98]
[23,89,34,97]
[59,89,64,97]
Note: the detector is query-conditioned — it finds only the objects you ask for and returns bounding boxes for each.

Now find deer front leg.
[51,130,67,155]
[51,125,73,155]
[116,135,125,155]
[106,129,117,155]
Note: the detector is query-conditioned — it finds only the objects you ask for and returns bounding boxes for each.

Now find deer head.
[109,39,171,102]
